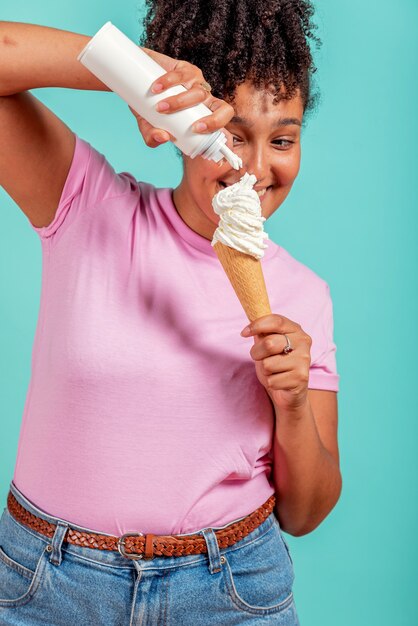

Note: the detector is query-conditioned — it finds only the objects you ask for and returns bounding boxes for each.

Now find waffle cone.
[213,241,271,322]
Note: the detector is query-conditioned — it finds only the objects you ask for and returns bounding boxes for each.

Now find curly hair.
[139,0,322,116]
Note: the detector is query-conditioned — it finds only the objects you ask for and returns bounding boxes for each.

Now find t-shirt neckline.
[160,187,278,261]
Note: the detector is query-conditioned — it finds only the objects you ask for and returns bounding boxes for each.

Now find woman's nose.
[242,147,271,182]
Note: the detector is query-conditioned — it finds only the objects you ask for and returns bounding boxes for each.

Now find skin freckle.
[2,35,18,46]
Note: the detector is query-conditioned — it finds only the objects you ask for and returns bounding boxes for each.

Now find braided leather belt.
[7,491,276,560]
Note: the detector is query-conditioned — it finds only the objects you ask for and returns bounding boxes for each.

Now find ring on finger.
[282,334,293,355]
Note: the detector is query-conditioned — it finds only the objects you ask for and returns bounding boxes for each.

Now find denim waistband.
[7,481,276,570]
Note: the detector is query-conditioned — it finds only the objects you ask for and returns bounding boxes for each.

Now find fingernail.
[240,325,251,336]
[152,83,163,93]
[156,101,170,111]
[154,134,166,143]
[193,122,207,132]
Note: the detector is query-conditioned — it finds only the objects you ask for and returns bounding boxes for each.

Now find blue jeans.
[0,481,300,625]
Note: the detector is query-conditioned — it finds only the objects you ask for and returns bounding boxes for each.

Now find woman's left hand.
[240,314,312,414]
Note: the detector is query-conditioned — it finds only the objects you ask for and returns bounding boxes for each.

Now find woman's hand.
[129,47,235,148]
[240,314,313,414]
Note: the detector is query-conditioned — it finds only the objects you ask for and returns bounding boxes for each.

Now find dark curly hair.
[139,0,322,117]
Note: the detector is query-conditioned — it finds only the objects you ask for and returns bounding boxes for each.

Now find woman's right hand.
[129,47,235,149]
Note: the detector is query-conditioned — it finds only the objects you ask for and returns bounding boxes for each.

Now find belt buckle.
[117,532,144,560]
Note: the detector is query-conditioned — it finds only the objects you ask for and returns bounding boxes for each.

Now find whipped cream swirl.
[211,172,269,260]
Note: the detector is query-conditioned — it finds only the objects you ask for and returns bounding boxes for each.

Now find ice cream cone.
[213,241,271,322]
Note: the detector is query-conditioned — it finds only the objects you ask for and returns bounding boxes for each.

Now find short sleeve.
[28,133,137,239]
[308,283,340,392]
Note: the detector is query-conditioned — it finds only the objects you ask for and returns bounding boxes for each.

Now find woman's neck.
[172,183,217,242]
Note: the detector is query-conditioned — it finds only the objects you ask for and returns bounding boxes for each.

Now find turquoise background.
[1,1,417,624]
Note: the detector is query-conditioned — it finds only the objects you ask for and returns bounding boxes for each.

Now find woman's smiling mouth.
[217,181,274,199]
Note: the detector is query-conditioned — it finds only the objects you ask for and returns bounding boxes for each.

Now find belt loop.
[48,520,69,566]
[144,534,155,560]
[201,528,222,574]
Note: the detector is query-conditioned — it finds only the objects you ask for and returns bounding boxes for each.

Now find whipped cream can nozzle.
[219,143,243,171]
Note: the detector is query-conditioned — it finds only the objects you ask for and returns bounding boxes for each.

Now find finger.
[129,106,175,146]
[241,314,300,337]
[139,119,174,146]
[191,99,235,133]
[147,130,173,147]
[250,334,296,361]
[259,352,298,376]
[150,62,204,93]
[154,83,212,114]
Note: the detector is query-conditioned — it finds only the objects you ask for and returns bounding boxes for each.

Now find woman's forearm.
[272,399,342,536]
[0,21,111,95]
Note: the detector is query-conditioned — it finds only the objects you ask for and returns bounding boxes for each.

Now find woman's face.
[172,80,304,240]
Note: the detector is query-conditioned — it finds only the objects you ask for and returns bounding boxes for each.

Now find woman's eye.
[272,139,294,148]
[232,136,243,144]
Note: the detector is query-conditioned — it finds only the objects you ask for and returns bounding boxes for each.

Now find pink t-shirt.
[12,134,340,536]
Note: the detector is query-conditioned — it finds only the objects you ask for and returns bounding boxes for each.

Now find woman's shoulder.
[270,241,329,292]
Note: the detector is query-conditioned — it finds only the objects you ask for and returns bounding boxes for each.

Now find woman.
[0,1,341,624]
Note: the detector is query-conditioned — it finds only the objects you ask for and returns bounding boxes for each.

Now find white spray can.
[77,22,242,170]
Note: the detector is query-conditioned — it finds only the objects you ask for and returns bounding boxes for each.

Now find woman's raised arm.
[0,21,109,95]
[0,21,110,229]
